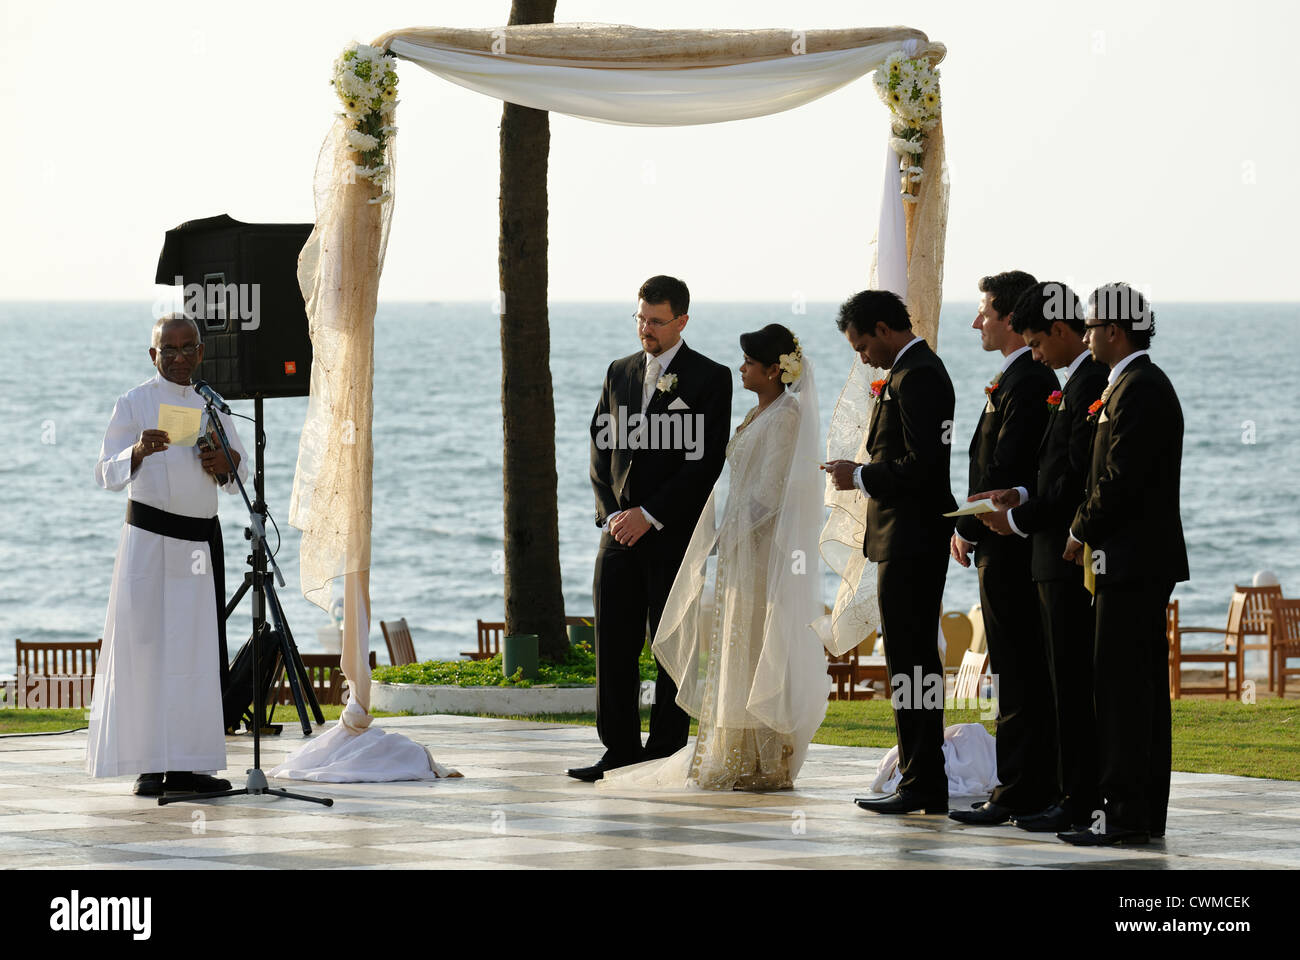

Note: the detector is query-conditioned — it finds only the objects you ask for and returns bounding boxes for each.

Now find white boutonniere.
[657,373,678,395]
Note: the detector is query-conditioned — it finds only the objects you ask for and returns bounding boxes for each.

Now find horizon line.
[2,298,1297,306]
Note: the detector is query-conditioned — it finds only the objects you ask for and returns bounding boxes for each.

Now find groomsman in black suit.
[826,290,958,814]
[949,271,1061,826]
[569,275,732,781]
[1058,284,1188,846]
[971,282,1109,833]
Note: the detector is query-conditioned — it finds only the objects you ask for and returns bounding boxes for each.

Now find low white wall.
[371,682,597,716]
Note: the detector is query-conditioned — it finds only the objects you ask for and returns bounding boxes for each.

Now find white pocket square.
[667,397,690,411]
[1099,411,1110,424]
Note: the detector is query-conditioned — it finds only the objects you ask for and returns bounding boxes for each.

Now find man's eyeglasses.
[633,313,680,328]
[158,344,201,360]
[1082,321,1114,330]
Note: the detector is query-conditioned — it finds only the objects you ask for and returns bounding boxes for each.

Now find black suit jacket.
[589,341,731,545]
[1012,354,1110,581]
[957,350,1060,567]
[858,340,958,562]
[1070,354,1190,586]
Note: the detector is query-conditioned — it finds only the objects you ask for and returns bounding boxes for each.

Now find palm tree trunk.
[499,0,566,660]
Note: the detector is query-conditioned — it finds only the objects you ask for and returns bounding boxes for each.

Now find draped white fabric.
[388,38,913,127]
[282,24,944,786]
[814,353,886,657]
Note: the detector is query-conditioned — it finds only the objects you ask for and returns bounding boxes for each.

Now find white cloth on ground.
[870,723,999,797]
[268,712,460,782]
[86,373,248,777]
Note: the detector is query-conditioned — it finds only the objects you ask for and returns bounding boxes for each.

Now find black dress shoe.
[1012,803,1075,833]
[566,763,608,782]
[1057,827,1151,846]
[133,773,165,797]
[854,791,948,815]
[948,801,1014,825]
[565,754,641,782]
[164,771,231,793]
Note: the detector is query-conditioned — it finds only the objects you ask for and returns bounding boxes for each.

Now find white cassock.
[86,372,248,777]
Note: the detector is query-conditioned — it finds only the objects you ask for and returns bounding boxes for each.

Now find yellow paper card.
[157,404,202,447]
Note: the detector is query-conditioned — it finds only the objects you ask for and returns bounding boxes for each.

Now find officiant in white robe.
[86,314,247,795]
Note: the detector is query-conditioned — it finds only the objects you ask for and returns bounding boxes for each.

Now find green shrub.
[371,640,659,688]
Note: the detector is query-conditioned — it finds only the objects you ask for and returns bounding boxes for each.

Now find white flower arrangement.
[345,129,380,152]
[331,43,399,204]
[779,335,804,385]
[656,373,678,394]
[873,53,942,203]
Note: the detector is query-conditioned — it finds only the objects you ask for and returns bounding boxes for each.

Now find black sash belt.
[125,500,229,689]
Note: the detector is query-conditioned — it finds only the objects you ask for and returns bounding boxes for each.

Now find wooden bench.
[9,639,101,708]
[466,617,595,660]
[276,652,378,706]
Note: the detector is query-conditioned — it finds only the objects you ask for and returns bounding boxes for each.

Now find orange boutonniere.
[1047,390,1063,409]
[985,373,1002,399]
[1087,398,1105,421]
[870,378,888,398]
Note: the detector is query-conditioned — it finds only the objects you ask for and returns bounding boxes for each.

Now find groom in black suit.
[948,271,1061,826]
[826,290,957,814]
[568,275,732,781]
[972,282,1110,834]
[1058,284,1188,846]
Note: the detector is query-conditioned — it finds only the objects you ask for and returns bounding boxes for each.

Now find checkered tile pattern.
[2,716,1296,869]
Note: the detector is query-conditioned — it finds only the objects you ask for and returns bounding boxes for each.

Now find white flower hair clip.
[778,336,803,385]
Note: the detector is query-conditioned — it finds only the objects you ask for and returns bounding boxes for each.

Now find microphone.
[192,380,231,414]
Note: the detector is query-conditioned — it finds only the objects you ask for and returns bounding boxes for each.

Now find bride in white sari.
[599,324,830,792]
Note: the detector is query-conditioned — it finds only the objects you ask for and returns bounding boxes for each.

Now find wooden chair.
[1234,583,1283,690]
[277,652,377,706]
[467,620,505,661]
[463,618,595,660]
[379,618,417,666]
[1167,595,1246,699]
[13,639,101,708]
[950,649,989,703]
[826,632,882,701]
[940,611,973,671]
[1270,598,1300,699]
[967,604,987,655]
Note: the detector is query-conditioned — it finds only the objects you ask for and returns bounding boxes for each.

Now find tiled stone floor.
[2,715,1297,869]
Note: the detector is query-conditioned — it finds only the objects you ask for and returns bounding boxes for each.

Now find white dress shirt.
[605,338,685,535]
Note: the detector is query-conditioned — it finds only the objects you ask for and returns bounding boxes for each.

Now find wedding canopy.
[280,22,950,777]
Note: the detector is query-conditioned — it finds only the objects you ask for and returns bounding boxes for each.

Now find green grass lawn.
[6,698,1296,780]
[0,702,404,737]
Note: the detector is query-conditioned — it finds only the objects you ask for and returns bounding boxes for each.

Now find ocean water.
[1,301,1297,678]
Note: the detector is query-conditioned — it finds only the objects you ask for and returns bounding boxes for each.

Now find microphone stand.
[160,393,331,808]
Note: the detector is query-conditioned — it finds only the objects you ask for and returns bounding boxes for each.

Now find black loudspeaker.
[155,213,315,400]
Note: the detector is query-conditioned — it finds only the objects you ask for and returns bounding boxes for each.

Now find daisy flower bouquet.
[872,52,942,205]
[331,44,399,204]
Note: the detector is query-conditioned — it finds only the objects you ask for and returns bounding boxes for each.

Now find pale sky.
[1,0,1297,303]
